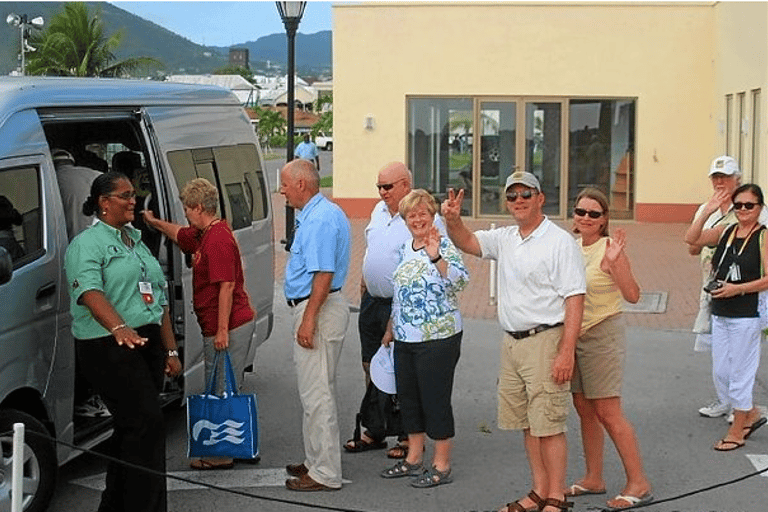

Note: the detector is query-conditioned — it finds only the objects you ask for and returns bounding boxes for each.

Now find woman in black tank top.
[685,184,768,451]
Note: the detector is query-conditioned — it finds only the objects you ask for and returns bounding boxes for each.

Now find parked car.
[315,132,333,151]
[0,77,275,512]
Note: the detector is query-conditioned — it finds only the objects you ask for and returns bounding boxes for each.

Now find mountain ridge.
[0,2,331,76]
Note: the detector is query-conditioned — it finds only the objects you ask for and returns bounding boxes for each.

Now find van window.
[0,166,43,266]
[167,144,268,229]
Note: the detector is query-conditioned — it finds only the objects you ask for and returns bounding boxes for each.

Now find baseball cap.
[708,155,740,177]
[370,345,396,395]
[505,171,541,192]
[52,149,75,165]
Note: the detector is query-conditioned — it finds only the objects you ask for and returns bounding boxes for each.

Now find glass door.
[478,101,517,215]
[525,101,562,216]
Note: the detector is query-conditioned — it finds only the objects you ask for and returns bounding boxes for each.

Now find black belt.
[506,322,563,340]
[287,288,341,307]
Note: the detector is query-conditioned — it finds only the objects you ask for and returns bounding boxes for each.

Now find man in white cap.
[685,155,768,421]
[442,171,585,512]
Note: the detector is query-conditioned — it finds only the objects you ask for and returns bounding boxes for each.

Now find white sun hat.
[370,344,396,395]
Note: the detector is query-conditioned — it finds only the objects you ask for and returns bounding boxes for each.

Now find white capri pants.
[711,315,762,411]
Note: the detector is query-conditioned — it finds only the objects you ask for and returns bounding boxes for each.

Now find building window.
[407,97,473,214]
[738,92,746,169]
[568,100,635,219]
[726,94,733,155]
[752,89,761,184]
[407,96,635,218]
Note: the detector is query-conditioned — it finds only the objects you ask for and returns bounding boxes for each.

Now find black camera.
[703,280,724,293]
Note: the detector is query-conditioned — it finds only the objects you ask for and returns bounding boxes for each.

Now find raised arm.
[441,188,482,257]
[142,210,181,243]
[601,229,640,303]
[684,189,729,247]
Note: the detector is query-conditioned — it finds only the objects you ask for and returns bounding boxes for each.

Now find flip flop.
[344,437,387,453]
[606,492,653,510]
[565,483,607,496]
[189,458,234,470]
[743,416,767,440]
[713,438,745,451]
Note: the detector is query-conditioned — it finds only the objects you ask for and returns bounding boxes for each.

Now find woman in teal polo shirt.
[64,171,181,512]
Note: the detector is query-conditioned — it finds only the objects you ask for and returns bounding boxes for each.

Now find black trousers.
[76,324,167,512]
[358,291,392,363]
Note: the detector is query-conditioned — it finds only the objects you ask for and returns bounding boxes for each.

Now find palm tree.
[26,3,160,77]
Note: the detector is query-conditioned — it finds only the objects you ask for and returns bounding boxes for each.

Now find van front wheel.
[0,410,57,512]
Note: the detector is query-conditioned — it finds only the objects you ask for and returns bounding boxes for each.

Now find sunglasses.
[108,191,137,200]
[376,178,405,191]
[505,190,537,202]
[733,202,759,210]
[573,207,604,219]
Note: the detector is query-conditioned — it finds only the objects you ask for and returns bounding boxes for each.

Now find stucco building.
[331,2,767,222]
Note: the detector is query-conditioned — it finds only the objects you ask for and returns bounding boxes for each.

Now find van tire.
[0,410,57,512]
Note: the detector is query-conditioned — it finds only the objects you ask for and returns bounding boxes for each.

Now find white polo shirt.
[475,217,586,332]
[362,200,445,298]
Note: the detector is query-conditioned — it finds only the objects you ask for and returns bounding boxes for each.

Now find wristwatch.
[167,349,179,358]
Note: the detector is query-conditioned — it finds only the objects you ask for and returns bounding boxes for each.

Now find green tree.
[212,65,254,83]
[250,106,286,150]
[311,94,332,137]
[26,3,160,77]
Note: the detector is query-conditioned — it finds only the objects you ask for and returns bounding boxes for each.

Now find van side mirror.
[0,247,11,285]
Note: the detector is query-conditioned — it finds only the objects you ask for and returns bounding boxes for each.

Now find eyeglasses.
[733,201,759,210]
[108,191,137,200]
[573,207,604,219]
[505,190,537,202]
[376,178,405,191]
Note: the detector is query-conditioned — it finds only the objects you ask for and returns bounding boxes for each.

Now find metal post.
[12,422,24,512]
[284,18,297,248]
[19,16,25,76]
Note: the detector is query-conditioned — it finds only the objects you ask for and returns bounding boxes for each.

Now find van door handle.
[36,282,56,300]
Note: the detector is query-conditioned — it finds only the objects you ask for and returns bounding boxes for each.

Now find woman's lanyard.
[724,223,759,258]
[122,228,154,304]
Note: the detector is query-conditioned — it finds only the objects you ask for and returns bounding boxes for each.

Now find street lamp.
[276,1,306,250]
[6,13,44,76]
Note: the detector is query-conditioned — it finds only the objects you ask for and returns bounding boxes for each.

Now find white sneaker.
[75,395,112,418]
[698,401,730,418]
[727,405,768,424]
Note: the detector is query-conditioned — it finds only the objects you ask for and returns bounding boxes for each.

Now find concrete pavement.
[46,188,767,512]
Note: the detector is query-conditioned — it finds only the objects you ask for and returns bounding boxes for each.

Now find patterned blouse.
[391,236,469,342]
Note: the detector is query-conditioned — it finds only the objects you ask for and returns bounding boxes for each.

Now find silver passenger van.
[0,77,274,512]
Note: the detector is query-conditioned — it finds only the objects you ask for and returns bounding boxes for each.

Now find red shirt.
[177,221,254,337]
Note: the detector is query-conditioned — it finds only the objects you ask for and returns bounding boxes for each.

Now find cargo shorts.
[497,326,570,437]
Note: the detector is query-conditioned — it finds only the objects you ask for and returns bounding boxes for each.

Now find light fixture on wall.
[364,114,375,131]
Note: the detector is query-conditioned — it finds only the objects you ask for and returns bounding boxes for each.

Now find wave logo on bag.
[192,419,246,446]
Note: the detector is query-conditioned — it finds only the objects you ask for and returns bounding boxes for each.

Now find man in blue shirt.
[294,134,320,171]
[280,158,350,492]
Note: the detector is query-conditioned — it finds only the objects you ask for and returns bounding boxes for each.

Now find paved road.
[264,148,333,193]
[45,287,768,512]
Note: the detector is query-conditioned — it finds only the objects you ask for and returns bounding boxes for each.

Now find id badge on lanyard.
[139,281,154,304]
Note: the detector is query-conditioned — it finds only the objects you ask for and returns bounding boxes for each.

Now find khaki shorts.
[497,326,570,437]
[571,314,625,399]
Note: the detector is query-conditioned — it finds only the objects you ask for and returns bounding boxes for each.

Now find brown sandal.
[502,490,545,512]
[541,497,573,512]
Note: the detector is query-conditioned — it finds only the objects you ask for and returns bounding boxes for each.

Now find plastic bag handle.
[205,350,239,397]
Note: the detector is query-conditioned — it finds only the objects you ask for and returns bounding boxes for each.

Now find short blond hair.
[180,178,219,215]
[398,189,437,219]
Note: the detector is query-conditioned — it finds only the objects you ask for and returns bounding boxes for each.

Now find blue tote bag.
[187,351,259,459]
